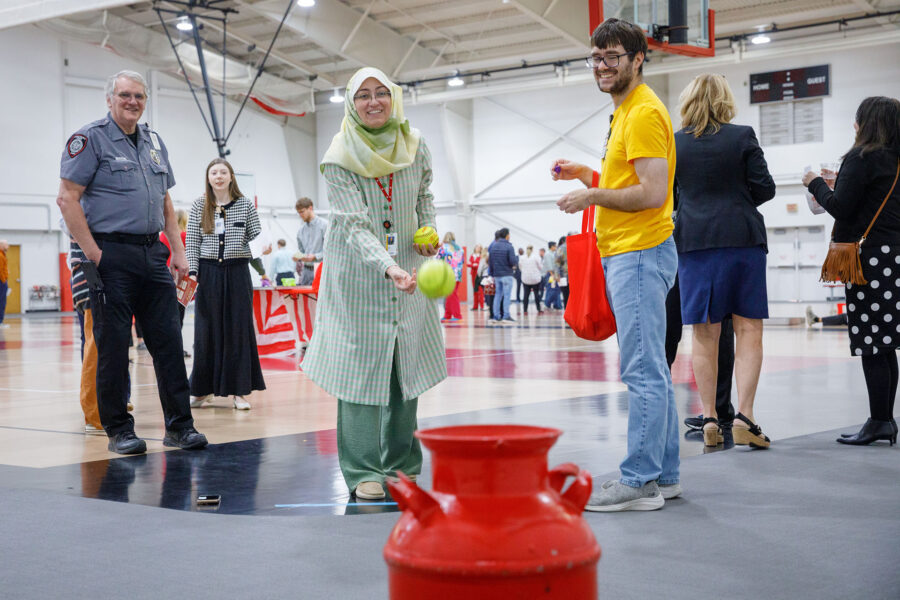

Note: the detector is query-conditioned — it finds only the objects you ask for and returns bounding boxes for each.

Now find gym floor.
[0,304,869,516]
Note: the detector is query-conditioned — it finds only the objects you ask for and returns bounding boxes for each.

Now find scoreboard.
[750,65,830,104]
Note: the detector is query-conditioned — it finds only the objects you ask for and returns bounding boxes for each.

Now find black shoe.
[108,431,147,455]
[841,418,898,438]
[684,414,704,430]
[163,427,208,450]
[686,414,733,430]
[836,419,896,446]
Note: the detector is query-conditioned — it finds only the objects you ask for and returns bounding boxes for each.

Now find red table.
[252,287,317,368]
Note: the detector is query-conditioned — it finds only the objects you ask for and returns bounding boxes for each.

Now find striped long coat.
[302,141,447,404]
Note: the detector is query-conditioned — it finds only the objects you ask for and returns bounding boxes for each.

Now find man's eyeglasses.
[353,90,391,102]
[584,52,635,69]
[116,92,147,102]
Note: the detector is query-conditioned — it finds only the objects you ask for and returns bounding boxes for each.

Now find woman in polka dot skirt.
[803,96,900,446]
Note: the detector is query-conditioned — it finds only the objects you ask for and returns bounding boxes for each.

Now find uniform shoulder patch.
[66,134,88,158]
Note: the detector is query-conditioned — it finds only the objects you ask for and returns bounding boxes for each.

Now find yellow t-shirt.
[595,83,675,256]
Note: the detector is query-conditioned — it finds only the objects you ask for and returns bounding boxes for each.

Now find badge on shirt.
[66,134,87,158]
[214,214,225,235]
[149,149,162,166]
[385,233,398,256]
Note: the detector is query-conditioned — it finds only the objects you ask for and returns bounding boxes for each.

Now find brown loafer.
[354,481,385,500]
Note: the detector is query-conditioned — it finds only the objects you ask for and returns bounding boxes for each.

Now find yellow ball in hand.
[413,226,439,248]
[418,260,455,299]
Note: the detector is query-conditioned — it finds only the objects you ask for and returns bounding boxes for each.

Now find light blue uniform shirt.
[60,113,175,234]
[270,248,295,274]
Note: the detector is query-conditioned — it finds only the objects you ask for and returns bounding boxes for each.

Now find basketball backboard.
[592,1,715,57]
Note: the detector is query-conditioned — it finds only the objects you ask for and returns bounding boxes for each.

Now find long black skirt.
[191,258,266,397]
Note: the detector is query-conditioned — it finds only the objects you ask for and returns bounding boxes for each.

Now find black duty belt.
[93,232,158,246]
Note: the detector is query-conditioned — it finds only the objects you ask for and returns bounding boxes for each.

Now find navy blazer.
[674,123,776,253]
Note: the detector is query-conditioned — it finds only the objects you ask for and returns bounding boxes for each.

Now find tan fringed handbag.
[820,159,900,285]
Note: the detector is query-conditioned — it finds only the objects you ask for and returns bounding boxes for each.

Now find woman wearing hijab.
[303,68,446,500]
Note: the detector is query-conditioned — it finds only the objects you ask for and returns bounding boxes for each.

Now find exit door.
[5,244,20,315]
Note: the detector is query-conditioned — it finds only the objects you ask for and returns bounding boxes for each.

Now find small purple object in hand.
[554,165,561,174]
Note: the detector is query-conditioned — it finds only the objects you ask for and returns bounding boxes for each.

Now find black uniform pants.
[665,275,736,423]
[90,239,193,436]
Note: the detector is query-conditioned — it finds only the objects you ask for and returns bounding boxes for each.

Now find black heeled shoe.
[836,418,897,446]
[841,418,898,439]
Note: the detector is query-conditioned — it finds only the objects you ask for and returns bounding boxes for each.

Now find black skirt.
[191,258,266,396]
[845,243,900,357]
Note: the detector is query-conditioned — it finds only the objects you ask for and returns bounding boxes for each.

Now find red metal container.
[384,424,600,599]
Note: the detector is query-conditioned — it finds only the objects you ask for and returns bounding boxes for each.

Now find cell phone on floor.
[197,494,221,506]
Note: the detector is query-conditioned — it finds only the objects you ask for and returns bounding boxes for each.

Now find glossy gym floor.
[0,304,873,516]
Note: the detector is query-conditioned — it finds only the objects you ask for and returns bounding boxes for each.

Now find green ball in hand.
[418,260,455,299]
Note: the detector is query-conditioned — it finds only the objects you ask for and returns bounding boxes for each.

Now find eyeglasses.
[584,52,635,69]
[116,92,147,102]
[353,90,391,102]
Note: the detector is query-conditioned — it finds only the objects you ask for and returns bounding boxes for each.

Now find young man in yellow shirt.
[552,18,679,511]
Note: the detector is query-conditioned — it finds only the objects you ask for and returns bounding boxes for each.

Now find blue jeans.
[493,275,514,320]
[602,236,679,487]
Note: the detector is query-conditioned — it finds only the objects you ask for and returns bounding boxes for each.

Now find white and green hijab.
[320,67,421,179]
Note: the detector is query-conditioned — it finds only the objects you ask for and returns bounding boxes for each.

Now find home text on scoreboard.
[750,65,830,104]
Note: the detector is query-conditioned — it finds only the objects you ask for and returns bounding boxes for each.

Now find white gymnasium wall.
[0,25,318,308]
[3,22,899,313]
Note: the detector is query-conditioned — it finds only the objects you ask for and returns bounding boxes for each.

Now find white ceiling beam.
[392,33,423,79]
[240,0,445,79]
[153,1,335,88]
[507,0,591,50]
[391,27,900,107]
[847,0,899,30]
[340,0,376,52]
[0,0,133,30]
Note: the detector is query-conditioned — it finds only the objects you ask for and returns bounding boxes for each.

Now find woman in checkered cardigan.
[185,158,266,411]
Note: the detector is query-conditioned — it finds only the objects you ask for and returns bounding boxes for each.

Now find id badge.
[215,215,225,235]
[385,233,398,256]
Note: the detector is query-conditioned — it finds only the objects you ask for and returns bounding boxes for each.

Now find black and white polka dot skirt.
[845,243,900,356]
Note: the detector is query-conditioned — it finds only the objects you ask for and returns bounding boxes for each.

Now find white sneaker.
[84,424,105,436]
[659,483,683,499]
[232,395,251,410]
[190,394,212,408]
[805,306,818,328]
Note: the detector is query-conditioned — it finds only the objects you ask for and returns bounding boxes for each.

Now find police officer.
[57,70,207,455]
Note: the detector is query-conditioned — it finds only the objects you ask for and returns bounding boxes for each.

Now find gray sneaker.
[585,480,665,512]
[659,483,682,499]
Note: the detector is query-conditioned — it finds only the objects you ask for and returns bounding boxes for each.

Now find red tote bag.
[563,205,616,341]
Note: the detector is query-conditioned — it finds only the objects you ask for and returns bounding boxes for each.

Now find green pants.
[337,359,423,492]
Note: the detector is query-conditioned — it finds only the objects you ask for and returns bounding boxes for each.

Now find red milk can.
[384,424,600,599]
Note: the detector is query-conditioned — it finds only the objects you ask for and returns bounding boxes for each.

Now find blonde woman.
[185,158,266,411]
[675,74,776,448]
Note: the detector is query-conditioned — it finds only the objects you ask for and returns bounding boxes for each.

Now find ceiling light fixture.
[750,25,771,45]
[447,72,464,87]
[176,15,193,31]
[329,87,343,103]
[297,0,316,7]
